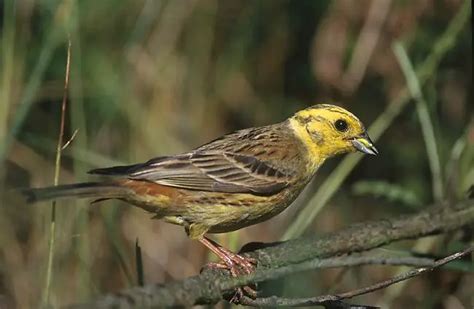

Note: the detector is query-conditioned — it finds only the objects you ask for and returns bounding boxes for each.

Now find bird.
[23,104,377,296]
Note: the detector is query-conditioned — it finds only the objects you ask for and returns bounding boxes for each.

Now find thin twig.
[62,128,79,150]
[336,246,473,299]
[239,246,473,307]
[42,38,72,307]
[241,296,380,308]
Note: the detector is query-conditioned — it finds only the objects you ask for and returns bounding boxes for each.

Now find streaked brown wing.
[134,151,292,195]
[89,151,292,195]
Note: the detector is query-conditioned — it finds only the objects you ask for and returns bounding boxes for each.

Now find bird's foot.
[219,246,257,274]
[199,237,258,302]
[204,252,258,302]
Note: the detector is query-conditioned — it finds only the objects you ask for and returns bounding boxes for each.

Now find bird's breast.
[119,178,308,234]
[178,183,307,233]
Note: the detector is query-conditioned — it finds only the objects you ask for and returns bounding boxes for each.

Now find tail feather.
[21,182,129,203]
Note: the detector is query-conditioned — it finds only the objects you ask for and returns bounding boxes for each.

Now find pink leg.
[199,237,258,301]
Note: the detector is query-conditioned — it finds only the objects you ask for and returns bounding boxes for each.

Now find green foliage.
[352,180,422,208]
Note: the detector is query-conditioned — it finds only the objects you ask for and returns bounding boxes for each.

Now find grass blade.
[41,38,72,307]
[135,239,144,286]
[393,42,444,202]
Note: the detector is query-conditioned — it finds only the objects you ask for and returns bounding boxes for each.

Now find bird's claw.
[203,253,258,302]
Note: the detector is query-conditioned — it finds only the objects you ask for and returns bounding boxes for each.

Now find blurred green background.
[0,0,472,308]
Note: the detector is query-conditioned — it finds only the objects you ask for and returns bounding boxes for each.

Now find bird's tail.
[21,182,130,203]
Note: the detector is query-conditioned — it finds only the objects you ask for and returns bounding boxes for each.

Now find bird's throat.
[288,118,327,171]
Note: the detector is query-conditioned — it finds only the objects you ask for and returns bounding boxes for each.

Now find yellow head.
[289,104,377,167]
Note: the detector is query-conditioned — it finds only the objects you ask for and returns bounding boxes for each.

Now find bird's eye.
[335,119,348,132]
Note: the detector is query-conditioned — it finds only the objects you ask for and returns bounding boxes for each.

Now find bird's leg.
[199,237,256,274]
[198,237,258,301]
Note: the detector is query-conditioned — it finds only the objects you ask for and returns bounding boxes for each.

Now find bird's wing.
[89,151,293,195]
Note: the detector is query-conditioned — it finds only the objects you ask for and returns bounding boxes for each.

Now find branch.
[239,246,474,307]
[70,199,474,308]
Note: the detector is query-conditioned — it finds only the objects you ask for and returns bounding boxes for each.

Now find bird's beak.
[351,132,378,155]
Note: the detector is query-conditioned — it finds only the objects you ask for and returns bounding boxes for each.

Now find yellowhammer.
[23,104,377,298]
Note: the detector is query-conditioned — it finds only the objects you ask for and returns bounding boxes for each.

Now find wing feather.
[89,151,293,195]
